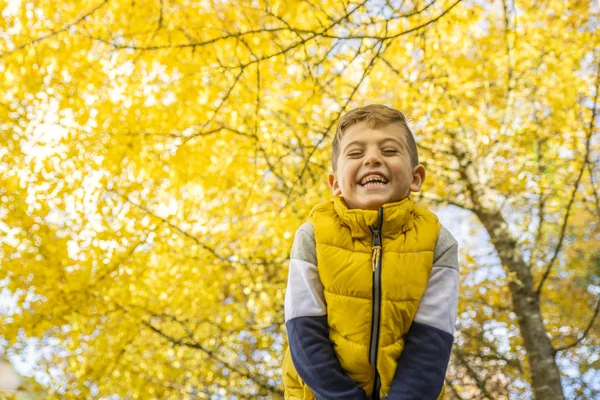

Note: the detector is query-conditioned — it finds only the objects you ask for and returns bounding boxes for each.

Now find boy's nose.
[364,150,382,166]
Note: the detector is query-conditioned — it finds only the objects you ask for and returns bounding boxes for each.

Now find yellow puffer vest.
[282,197,442,399]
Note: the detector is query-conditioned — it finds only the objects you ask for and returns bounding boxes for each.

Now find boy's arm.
[285,222,368,400]
[386,226,459,399]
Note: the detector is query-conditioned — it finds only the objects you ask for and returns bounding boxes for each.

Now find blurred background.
[1,0,599,398]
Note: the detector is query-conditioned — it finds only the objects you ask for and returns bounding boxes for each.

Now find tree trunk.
[451,137,565,399]
[474,208,565,400]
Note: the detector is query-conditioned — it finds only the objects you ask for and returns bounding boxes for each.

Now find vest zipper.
[369,207,383,400]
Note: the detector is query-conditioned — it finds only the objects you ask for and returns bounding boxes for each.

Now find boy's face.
[328,122,425,210]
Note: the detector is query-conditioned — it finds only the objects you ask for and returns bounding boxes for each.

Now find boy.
[282,105,459,400]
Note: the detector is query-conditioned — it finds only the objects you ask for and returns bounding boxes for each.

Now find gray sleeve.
[413,226,460,334]
[290,222,317,265]
[284,223,326,322]
[433,226,459,273]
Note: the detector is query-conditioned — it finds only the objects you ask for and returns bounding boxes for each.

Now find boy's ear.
[328,173,341,196]
[409,164,426,193]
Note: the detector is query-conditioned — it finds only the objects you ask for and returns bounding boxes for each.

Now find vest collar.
[332,196,415,239]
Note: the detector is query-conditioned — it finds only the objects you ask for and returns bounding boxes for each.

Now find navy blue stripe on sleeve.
[287,315,369,400]
[386,322,453,399]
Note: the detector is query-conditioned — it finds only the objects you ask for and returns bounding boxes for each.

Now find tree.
[1,0,598,398]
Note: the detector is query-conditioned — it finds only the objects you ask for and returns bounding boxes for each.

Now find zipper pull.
[371,244,381,271]
[370,209,383,271]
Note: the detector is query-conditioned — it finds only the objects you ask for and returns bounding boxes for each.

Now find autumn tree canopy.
[1,0,599,399]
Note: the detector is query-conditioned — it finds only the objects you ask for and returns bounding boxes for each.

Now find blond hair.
[332,104,419,171]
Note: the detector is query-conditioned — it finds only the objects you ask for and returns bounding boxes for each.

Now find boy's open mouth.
[359,174,389,187]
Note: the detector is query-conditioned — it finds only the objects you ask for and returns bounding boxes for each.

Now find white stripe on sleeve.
[284,258,327,322]
[413,266,459,334]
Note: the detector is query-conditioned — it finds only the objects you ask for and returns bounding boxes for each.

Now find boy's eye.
[347,151,362,157]
[382,148,398,154]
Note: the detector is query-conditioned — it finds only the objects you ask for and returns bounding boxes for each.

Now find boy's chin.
[346,198,388,211]
[345,195,408,210]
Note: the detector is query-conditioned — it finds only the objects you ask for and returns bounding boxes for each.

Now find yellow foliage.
[1,0,598,398]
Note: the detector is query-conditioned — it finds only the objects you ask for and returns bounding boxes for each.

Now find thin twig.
[142,320,282,395]
[1,0,110,57]
[454,348,496,399]
[537,59,600,295]
[554,298,600,353]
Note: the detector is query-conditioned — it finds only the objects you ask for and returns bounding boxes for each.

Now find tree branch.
[278,39,387,212]
[445,377,465,400]
[86,26,292,50]
[133,370,211,398]
[179,67,247,149]
[89,0,462,73]
[107,188,285,267]
[537,58,600,295]
[110,189,225,260]
[499,0,518,137]
[587,161,600,221]
[554,298,600,353]
[0,0,110,58]
[454,348,496,399]
[388,0,439,18]
[529,136,548,268]
[419,191,473,210]
[93,0,367,57]
[142,319,282,395]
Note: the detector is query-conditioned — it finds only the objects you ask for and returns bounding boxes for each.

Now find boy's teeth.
[364,181,385,187]
[360,175,387,185]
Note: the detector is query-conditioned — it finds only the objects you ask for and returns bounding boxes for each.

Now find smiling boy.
[282,105,459,400]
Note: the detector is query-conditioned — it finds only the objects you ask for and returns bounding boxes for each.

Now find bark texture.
[452,138,566,400]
